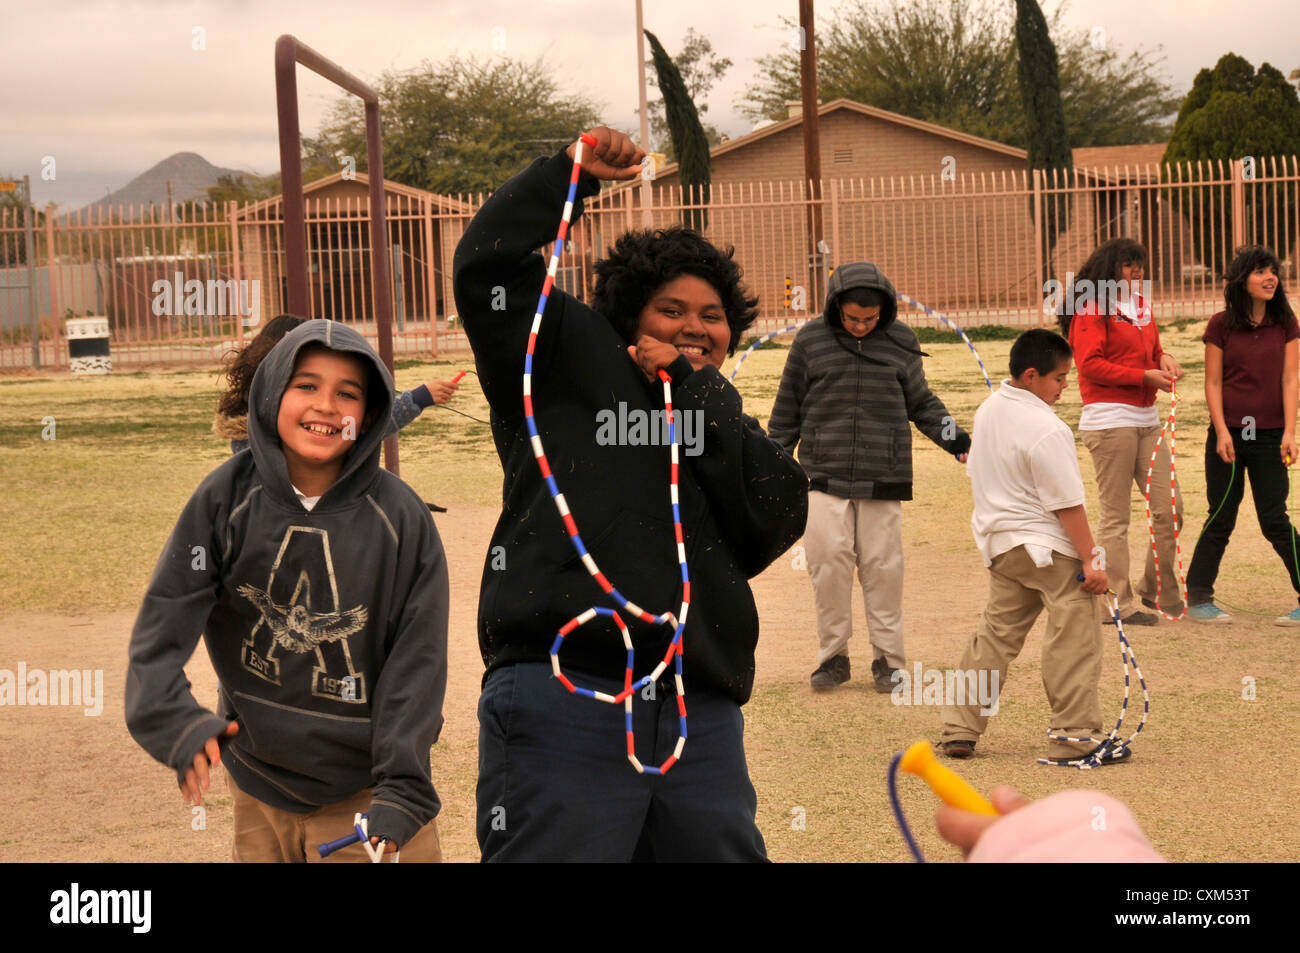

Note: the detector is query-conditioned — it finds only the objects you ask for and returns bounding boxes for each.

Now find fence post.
[828,178,839,268]
[423,194,438,357]
[229,200,245,349]
[1032,169,1044,324]
[1230,158,1246,251]
[44,203,59,367]
[22,176,39,369]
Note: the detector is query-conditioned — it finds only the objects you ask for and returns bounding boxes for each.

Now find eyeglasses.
[842,313,880,326]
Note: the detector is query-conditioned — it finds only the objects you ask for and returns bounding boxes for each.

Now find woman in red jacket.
[1060,238,1184,624]
[1186,245,1300,624]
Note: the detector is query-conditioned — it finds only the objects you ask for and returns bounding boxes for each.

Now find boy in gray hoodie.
[126,319,448,861]
[769,262,970,693]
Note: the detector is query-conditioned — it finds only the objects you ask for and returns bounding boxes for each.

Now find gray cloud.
[2,0,1296,208]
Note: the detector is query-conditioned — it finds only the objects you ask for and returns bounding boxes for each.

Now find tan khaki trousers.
[940,546,1104,760]
[1081,425,1185,617]
[804,491,905,669]
[227,770,442,863]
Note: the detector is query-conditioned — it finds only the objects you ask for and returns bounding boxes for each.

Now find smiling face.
[633,274,730,372]
[1246,265,1279,304]
[840,301,882,338]
[276,345,370,493]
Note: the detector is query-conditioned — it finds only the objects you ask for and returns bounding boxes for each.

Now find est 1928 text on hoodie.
[125,320,449,847]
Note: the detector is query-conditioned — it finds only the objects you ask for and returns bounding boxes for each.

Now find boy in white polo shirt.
[939,329,1128,765]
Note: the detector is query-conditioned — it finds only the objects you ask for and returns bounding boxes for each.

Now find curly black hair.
[591,225,759,354]
[1222,244,1295,332]
[1058,237,1148,336]
[216,313,306,417]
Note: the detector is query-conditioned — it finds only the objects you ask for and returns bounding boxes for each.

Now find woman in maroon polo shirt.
[1186,245,1300,624]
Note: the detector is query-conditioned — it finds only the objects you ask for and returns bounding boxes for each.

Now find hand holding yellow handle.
[899,740,998,816]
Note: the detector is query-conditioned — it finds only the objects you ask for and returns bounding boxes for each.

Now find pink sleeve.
[968,790,1165,863]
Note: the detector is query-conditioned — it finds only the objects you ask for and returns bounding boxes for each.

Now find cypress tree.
[645,29,711,231]
[1014,0,1072,293]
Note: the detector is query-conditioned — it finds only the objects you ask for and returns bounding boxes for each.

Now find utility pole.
[799,0,826,298]
[635,0,653,225]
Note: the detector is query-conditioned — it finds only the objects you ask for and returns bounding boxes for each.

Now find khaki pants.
[1081,425,1185,617]
[804,491,905,669]
[940,546,1103,760]
[227,771,442,863]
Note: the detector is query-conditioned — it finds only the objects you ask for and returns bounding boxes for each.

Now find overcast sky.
[4,0,1298,209]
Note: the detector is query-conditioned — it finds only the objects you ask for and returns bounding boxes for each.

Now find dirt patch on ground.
[3,500,1297,862]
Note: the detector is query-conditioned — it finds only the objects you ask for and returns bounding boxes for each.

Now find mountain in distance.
[78,152,256,219]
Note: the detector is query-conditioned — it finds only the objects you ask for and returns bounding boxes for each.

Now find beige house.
[235,172,473,326]
[605,99,1176,318]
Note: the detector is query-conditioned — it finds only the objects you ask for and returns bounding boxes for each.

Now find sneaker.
[871,656,901,693]
[941,739,976,759]
[810,654,850,692]
[1044,741,1133,766]
[1189,602,1233,624]
[1275,607,1300,627]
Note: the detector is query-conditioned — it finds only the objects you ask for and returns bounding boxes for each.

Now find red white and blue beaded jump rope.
[1143,388,1188,619]
[526,133,688,775]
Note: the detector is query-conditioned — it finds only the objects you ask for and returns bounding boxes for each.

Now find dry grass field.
[1,320,1297,862]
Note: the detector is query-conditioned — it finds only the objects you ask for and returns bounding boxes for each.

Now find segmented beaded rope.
[727,296,993,393]
[1037,587,1150,769]
[1143,389,1188,620]
[728,320,811,382]
[528,134,688,775]
[896,293,994,393]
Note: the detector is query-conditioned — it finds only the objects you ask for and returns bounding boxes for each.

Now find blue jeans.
[476,662,767,862]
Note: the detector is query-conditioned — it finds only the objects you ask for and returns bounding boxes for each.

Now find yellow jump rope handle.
[899,740,998,816]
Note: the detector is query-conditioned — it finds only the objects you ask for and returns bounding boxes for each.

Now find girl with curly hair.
[1061,238,1184,625]
[453,126,807,862]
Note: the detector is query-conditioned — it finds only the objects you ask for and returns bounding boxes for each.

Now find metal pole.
[635,0,653,226]
[275,34,399,475]
[799,0,824,300]
[364,99,400,476]
[275,38,309,317]
[23,175,38,368]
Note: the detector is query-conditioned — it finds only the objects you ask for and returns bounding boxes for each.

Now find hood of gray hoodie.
[246,319,394,510]
[822,260,927,358]
[823,261,898,331]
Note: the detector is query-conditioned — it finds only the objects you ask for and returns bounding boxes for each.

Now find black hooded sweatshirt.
[125,319,448,847]
[453,150,808,704]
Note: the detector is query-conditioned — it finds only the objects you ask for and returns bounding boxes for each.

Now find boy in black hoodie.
[127,319,448,861]
[454,127,807,861]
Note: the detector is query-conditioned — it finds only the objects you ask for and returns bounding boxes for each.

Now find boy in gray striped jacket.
[769,262,970,693]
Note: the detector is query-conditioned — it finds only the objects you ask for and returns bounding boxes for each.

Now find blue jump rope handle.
[317,830,363,857]
[318,816,370,858]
